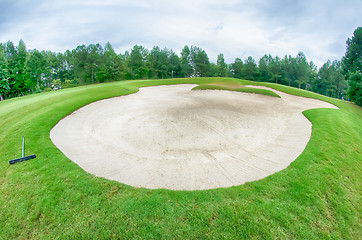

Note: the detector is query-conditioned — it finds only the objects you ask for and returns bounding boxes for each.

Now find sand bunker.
[50,84,337,190]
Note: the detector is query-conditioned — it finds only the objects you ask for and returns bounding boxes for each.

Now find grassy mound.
[192,80,281,98]
[0,77,361,239]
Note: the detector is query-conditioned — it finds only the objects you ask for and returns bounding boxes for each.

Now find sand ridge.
[50,84,338,190]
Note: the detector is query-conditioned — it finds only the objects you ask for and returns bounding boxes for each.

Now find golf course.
[0,77,361,239]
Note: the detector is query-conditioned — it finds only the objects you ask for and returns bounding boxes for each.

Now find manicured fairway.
[0,77,361,239]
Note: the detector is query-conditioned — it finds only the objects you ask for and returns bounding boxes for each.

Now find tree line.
[0,26,360,105]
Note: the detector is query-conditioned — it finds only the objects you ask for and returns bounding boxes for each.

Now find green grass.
[192,80,281,97]
[0,77,361,239]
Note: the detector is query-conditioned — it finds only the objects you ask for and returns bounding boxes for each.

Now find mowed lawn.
[0,77,361,239]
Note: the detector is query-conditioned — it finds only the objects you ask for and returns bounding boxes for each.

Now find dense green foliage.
[342,27,362,106]
[2,27,361,104]
[0,77,361,239]
[345,72,362,106]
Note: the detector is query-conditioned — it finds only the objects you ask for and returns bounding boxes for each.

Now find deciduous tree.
[244,56,258,80]
[127,45,149,79]
[188,46,211,77]
[180,45,193,78]
[230,58,244,79]
[26,49,47,92]
[216,53,227,77]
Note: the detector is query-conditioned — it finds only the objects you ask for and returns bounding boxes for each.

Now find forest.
[0,27,361,106]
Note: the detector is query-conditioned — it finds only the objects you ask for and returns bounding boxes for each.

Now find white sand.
[50,84,338,190]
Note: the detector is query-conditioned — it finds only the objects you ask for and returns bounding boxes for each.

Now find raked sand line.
[50,84,338,190]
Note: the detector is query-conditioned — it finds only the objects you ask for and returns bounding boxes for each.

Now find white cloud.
[1,0,361,67]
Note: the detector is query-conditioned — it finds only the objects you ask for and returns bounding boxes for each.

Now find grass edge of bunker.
[0,77,361,239]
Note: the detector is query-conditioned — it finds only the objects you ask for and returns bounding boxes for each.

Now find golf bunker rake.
[9,136,36,164]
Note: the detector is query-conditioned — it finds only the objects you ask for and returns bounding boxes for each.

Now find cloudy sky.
[1,0,361,66]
